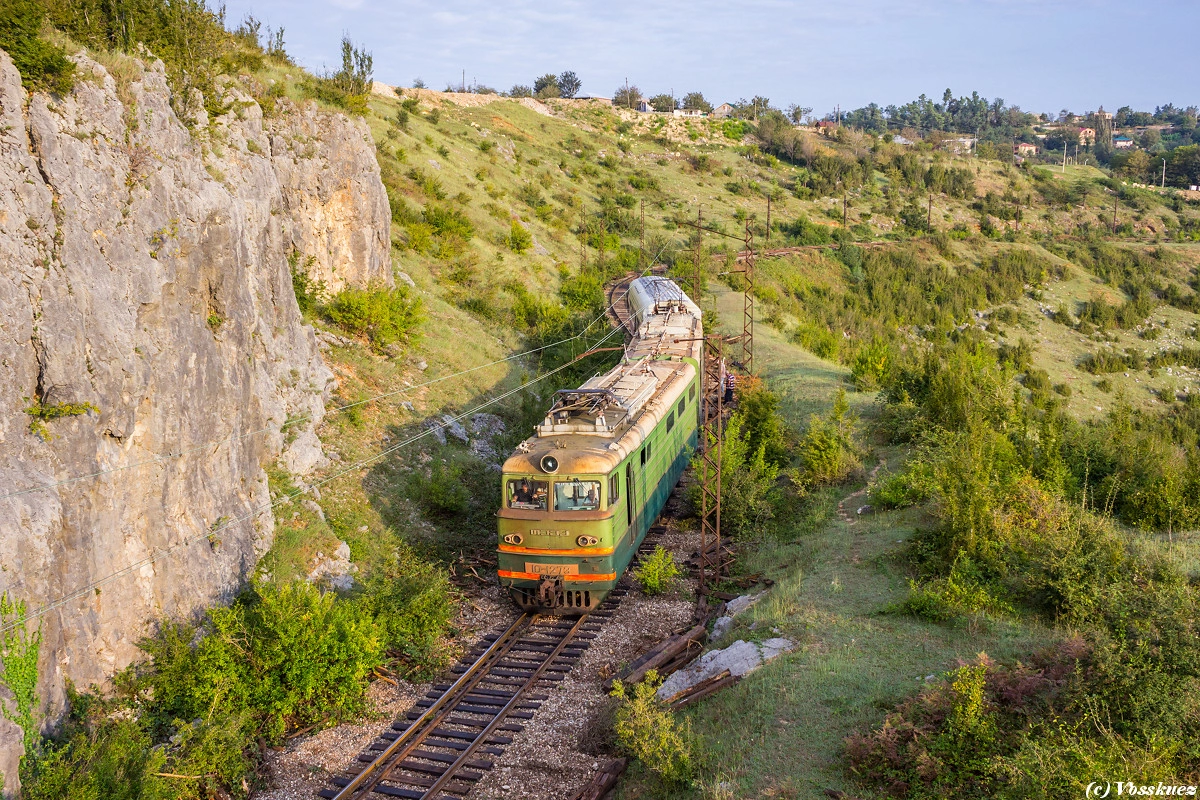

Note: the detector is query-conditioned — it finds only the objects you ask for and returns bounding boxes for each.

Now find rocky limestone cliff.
[0,49,390,791]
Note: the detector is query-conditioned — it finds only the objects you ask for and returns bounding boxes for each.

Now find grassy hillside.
[6,7,1200,794]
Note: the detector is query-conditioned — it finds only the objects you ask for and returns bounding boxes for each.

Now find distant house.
[712,103,734,119]
[1078,127,1096,145]
[943,136,975,154]
[1015,142,1038,156]
[1094,106,1114,121]
[816,119,837,135]
[672,108,704,118]
[891,135,915,146]
[1113,135,1134,149]
[636,98,654,113]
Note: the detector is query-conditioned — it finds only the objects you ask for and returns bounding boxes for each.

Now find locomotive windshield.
[507,478,549,510]
[554,479,601,511]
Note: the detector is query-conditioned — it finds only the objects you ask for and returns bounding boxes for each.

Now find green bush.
[288,252,325,316]
[0,0,75,94]
[611,670,692,786]
[355,547,454,673]
[1,593,42,760]
[140,580,383,744]
[797,389,861,485]
[633,546,680,595]
[21,708,169,800]
[693,408,782,539]
[507,220,533,252]
[326,284,423,351]
[871,462,933,509]
[419,461,470,514]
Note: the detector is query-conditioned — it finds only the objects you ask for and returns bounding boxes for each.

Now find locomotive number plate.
[525,562,579,576]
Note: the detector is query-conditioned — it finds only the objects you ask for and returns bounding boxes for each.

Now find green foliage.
[797,389,860,485]
[898,556,1014,622]
[354,547,454,672]
[611,670,692,786]
[1,593,42,762]
[721,119,748,140]
[0,0,75,93]
[288,252,325,316]
[42,0,265,117]
[632,546,680,596]
[302,36,372,113]
[693,406,782,540]
[25,399,98,440]
[21,708,170,800]
[326,284,423,352]
[507,219,533,252]
[871,461,934,510]
[735,378,790,468]
[418,461,470,514]
[140,580,383,745]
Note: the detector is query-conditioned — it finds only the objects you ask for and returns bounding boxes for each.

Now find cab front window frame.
[552,478,603,512]
[506,477,549,510]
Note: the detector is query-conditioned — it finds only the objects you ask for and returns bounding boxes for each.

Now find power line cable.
[0,322,629,636]
[0,250,669,503]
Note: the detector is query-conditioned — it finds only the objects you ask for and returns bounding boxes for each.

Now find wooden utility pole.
[842,191,848,228]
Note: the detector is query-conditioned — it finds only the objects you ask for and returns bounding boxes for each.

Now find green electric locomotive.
[497,277,705,612]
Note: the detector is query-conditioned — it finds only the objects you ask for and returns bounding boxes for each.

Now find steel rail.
[420,614,591,800]
[330,614,534,800]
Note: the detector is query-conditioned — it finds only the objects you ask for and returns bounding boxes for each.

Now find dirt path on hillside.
[836,458,886,526]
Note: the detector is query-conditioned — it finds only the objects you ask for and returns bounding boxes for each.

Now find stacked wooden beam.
[568,758,628,800]
[603,623,707,692]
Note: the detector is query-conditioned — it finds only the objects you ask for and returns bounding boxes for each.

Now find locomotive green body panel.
[497,276,706,612]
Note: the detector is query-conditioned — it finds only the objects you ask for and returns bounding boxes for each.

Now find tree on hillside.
[533,73,560,99]
[649,93,677,112]
[1118,150,1152,182]
[331,35,373,97]
[0,0,76,92]
[682,92,712,113]
[613,84,642,109]
[509,84,533,98]
[786,103,813,125]
[558,70,581,98]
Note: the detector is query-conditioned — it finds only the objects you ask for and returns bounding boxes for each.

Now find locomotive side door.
[625,462,635,544]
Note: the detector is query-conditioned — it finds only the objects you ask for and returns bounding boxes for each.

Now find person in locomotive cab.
[724,371,736,404]
[585,483,597,506]
[514,479,534,505]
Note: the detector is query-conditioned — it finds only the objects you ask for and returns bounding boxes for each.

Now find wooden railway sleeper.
[330,615,535,800]
[417,613,592,800]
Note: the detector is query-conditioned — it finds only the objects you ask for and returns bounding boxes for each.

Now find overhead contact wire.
[0,251,667,503]
[0,322,628,635]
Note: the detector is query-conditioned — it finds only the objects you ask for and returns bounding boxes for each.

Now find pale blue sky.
[225,0,1196,115]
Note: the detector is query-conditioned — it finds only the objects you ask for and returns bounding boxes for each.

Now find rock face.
[269,100,393,293]
[0,49,388,791]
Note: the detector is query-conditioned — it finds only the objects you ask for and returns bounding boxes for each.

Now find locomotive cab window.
[666,410,675,432]
[678,397,686,416]
[689,384,696,401]
[554,479,601,511]
[507,478,549,510]
[608,474,620,504]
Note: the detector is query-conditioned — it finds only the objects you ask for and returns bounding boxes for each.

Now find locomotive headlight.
[576,535,598,547]
[539,454,559,474]
[504,533,524,545]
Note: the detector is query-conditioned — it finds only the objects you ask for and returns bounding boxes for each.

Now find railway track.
[322,522,676,800]
[322,609,612,800]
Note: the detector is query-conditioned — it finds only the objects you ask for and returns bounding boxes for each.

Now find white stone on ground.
[656,638,795,701]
